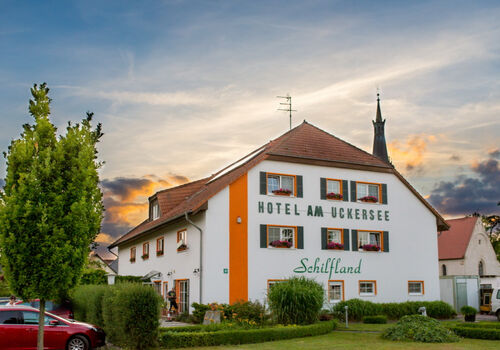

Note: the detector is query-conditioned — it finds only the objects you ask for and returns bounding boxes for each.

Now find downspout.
[185,211,203,304]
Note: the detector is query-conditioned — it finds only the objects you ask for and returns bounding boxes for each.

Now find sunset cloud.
[388,134,437,174]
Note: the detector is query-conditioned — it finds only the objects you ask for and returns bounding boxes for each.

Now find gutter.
[185,211,203,304]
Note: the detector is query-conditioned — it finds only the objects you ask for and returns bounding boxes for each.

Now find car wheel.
[66,335,89,350]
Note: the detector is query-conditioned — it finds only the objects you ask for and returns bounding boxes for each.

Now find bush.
[192,303,212,324]
[115,275,143,283]
[451,325,500,340]
[268,277,324,325]
[332,299,382,321]
[192,300,269,325]
[363,315,387,324]
[159,321,336,348]
[79,268,107,285]
[72,284,107,326]
[382,315,459,343]
[451,322,500,329]
[460,305,477,316]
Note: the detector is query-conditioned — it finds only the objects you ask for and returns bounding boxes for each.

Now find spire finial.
[376,92,382,122]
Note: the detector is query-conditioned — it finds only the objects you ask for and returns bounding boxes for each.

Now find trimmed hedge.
[451,322,500,329]
[159,321,336,348]
[363,315,387,324]
[333,299,456,321]
[451,326,500,340]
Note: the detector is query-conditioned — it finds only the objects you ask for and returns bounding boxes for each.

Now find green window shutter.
[383,231,389,252]
[320,178,326,200]
[351,230,358,251]
[381,184,388,204]
[342,180,349,201]
[350,181,357,202]
[297,226,304,249]
[260,224,268,248]
[321,227,327,249]
[260,172,267,195]
[343,229,350,251]
[296,176,303,198]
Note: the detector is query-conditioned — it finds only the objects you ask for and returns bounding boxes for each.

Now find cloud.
[95,233,115,245]
[428,151,500,216]
[388,134,436,174]
[450,154,461,161]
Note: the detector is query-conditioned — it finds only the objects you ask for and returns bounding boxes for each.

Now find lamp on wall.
[193,268,200,274]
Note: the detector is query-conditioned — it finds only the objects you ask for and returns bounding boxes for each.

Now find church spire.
[372,93,390,163]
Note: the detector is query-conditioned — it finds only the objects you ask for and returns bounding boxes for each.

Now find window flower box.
[269,240,292,248]
[326,192,343,200]
[272,188,292,196]
[361,244,380,251]
[177,244,187,252]
[141,254,149,259]
[327,242,344,250]
[156,250,164,256]
[129,258,136,263]
[359,196,378,203]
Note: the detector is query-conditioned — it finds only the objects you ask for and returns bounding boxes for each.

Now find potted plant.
[327,242,344,250]
[460,305,477,322]
[141,253,149,259]
[359,196,378,203]
[326,192,343,200]
[272,188,292,196]
[129,257,136,263]
[269,240,292,248]
[156,250,164,256]
[361,244,380,251]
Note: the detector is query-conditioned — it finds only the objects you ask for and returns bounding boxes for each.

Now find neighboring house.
[110,98,448,313]
[438,216,500,311]
[89,251,117,275]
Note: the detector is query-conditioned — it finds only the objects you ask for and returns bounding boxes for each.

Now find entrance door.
[175,279,190,313]
[456,281,468,311]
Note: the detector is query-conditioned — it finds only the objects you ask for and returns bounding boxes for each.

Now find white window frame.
[359,281,376,296]
[267,225,296,248]
[356,182,380,202]
[358,231,382,251]
[177,229,187,251]
[328,280,344,302]
[408,281,424,296]
[326,179,341,195]
[327,229,343,244]
[152,200,160,220]
[267,173,295,196]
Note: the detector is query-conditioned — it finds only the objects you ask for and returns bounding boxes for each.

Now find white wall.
[439,278,455,308]
[464,220,500,277]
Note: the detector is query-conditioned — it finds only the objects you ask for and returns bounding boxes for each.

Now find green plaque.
[223,268,228,274]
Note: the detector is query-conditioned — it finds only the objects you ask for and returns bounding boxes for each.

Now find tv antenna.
[277,94,296,130]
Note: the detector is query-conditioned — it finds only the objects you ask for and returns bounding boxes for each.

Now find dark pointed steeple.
[372,93,390,163]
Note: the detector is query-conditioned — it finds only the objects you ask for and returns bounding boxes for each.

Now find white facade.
[117,159,442,311]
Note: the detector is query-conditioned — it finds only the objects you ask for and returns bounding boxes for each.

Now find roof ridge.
[154,177,211,195]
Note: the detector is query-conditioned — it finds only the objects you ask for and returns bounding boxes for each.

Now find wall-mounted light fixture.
[236,216,242,224]
[193,268,200,274]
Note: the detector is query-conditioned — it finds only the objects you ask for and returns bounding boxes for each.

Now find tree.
[0,83,103,350]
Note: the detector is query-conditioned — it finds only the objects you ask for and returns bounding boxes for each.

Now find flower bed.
[272,188,292,196]
[159,321,336,348]
[359,196,378,203]
[326,192,343,200]
[327,242,344,250]
[269,240,292,248]
[361,244,380,251]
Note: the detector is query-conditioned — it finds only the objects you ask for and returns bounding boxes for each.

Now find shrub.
[192,300,269,325]
[382,315,459,343]
[363,315,387,324]
[460,305,477,316]
[268,277,324,325]
[79,268,107,285]
[332,299,382,321]
[192,303,212,324]
[319,309,334,321]
[71,284,108,326]
[159,321,336,348]
[115,275,143,283]
[451,326,500,340]
[451,322,500,329]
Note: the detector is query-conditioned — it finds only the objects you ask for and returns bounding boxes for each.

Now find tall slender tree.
[0,83,103,350]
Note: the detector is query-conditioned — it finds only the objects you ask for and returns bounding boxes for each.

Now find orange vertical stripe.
[229,173,248,303]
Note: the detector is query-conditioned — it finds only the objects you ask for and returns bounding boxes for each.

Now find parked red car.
[0,305,105,350]
[15,299,74,320]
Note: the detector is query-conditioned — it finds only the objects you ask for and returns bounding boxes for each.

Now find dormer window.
[151,199,160,220]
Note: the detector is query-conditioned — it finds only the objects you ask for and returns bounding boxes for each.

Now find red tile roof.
[438,216,478,260]
[110,121,448,248]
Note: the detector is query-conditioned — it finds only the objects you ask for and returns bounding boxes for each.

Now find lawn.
[169,322,500,350]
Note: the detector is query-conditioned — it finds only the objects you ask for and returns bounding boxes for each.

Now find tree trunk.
[37,299,45,350]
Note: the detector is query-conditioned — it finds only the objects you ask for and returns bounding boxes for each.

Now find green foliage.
[0,276,10,296]
[267,277,324,325]
[115,275,143,284]
[159,321,336,348]
[191,300,269,325]
[79,268,107,285]
[460,305,477,316]
[0,83,103,303]
[363,315,387,324]
[450,322,500,329]
[451,325,500,340]
[382,315,459,343]
[191,303,211,324]
[71,284,108,326]
[333,299,456,321]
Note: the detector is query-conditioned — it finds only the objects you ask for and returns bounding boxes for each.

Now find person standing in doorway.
[167,289,178,314]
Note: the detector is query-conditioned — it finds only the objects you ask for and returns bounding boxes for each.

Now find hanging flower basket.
[141,254,149,259]
[326,192,343,200]
[361,244,380,251]
[359,196,378,203]
[327,242,344,250]
[269,240,292,248]
[272,188,292,196]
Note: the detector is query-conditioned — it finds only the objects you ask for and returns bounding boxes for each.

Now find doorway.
[175,279,190,314]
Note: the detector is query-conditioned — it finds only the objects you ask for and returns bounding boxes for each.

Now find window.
[408,281,424,295]
[130,247,136,263]
[356,182,380,202]
[151,199,160,220]
[267,173,295,196]
[177,229,187,251]
[142,242,149,259]
[442,264,447,276]
[268,225,296,248]
[328,281,344,302]
[156,237,164,256]
[359,281,377,296]
[153,280,162,296]
[326,179,342,199]
[0,311,20,324]
[358,230,382,251]
[479,261,484,276]
[327,229,343,244]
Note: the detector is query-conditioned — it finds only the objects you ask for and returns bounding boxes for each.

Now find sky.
[1,1,499,255]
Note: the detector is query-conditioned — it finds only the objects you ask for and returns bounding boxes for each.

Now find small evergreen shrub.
[192,303,211,324]
[115,275,143,283]
[451,322,500,329]
[460,305,477,316]
[363,315,387,324]
[79,268,107,285]
[333,299,382,321]
[451,325,500,340]
[382,315,459,343]
[268,277,324,325]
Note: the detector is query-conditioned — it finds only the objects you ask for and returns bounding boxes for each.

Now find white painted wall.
[439,278,455,308]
